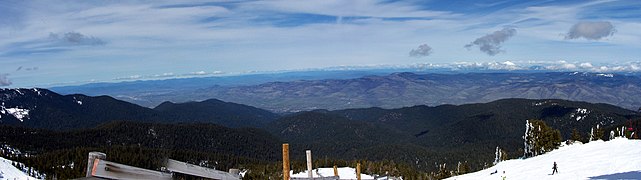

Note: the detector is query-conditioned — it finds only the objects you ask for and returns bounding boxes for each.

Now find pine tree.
[523,120,562,158]
[493,147,505,165]
[500,149,508,161]
[590,124,605,141]
[523,120,534,158]
[570,128,583,143]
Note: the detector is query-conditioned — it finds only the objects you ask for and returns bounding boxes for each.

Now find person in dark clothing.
[552,162,558,175]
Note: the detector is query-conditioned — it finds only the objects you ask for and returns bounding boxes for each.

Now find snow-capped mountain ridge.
[0,88,280,130]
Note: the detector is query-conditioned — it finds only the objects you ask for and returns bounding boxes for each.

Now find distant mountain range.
[0,88,277,130]
[3,87,639,172]
[54,71,640,113]
[51,71,641,113]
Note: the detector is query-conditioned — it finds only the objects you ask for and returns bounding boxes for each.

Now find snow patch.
[570,108,590,121]
[291,167,376,179]
[4,108,29,122]
[596,73,614,78]
[447,138,641,180]
[72,97,83,105]
[532,100,551,106]
[0,157,40,180]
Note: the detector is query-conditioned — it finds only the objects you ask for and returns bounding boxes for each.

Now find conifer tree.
[523,120,562,158]
[590,124,605,141]
[570,128,583,143]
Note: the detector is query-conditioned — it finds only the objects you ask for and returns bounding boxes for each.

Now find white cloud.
[565,21,616,40]
[0,74,11,86]
[465,27,517,56]
[244,0,457,18]
[409,44,433,57]
[49,32,105,46]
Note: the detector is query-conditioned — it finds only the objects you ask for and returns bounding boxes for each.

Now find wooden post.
[86,152,106,177]
[283,144,290,180]
[306,150,313,179]
[356,163,361,180]
[333,165,338,177]
[229,169,240,178]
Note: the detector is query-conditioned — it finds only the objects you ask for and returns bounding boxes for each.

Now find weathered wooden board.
[91,159,172,180]
[165,159,240,180]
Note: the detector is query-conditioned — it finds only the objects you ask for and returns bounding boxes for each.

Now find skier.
[501,171,506,180]
[552,162,558,175]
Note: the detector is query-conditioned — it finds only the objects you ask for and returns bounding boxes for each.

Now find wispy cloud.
[409,44,433,57]
[1,0,641,87]
[49,32,106,46]
[16,66,38,71]
[113,70,225,81]
[465,27,517,56]
[565,21,616,40]
[0,74,12,86]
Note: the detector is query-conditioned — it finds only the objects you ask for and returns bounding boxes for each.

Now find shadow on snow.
[589,171,641,180]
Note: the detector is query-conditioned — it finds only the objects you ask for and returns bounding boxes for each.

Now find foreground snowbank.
[0,157,39,180]
[291,167,375,179]
[447,138,641,180]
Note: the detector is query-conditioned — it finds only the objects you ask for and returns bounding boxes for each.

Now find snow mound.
[0,157,39,180]
[447,138,641,180]
[291,167,375,179]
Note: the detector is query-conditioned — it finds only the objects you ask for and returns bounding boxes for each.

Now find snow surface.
[291,167,375,179]
[0,157,39,180]
[570,108,590,121]
[446,138,641,180]
[4,108,29,122]
[596,73,614,78]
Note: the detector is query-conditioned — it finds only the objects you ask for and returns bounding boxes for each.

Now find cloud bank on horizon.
[1,0,641,87]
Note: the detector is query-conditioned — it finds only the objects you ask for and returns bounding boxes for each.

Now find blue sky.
[1,0,641,87]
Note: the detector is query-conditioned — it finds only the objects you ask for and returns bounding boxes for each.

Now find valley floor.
[447,138,641,180]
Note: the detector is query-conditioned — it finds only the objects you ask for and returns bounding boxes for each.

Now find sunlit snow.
[4,108,29,122]
[447,138,641,180]
[291,167,375,179]
[0,157,39,180]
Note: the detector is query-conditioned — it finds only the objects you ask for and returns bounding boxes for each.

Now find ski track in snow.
[447,138,641,180]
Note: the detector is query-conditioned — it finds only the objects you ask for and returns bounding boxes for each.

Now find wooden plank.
[283,143,290,180]
[356,163,361,180]
[165,159,240,180]
[306,150,313,178]
[91,159,172,180]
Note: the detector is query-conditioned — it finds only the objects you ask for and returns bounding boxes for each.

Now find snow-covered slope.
[291,167,375,179]
[447,138,641,180]
[0,157,39,180]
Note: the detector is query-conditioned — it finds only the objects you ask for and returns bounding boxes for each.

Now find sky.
[1,0,641,87]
